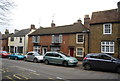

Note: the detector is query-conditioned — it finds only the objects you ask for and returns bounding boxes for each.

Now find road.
[0,58,120,81]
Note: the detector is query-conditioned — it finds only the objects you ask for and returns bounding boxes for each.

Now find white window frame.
[101,41,114,53]
[76,47,84,57]
[52,35,62,43]
[33,46,40,53]
[32,36,40,43]
[103,23,112,34]
[76,34,84,44]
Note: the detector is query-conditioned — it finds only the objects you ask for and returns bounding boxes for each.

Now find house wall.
[28,33,89,60]
[89,23,119,58]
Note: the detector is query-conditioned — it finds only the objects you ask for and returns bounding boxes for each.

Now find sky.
[0,0,119,34]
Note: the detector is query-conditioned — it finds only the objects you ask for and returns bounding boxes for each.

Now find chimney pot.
[30,24,36,30]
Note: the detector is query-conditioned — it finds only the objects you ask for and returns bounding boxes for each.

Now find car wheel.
[24,58,27,61]
[63,61,68,67]
[15,57,18,60]
[84,64,91,70]
[44,60,49,65]
[117,67,120,74]
[8,57,11,59]
[33,59,38,63]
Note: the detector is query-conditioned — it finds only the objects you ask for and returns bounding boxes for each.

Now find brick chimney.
[5,29,9,34]
[30,24,36,30]
[84,15,90,28]
[14,29,19,33]
[118,1,120,12]
[51,21,56,27]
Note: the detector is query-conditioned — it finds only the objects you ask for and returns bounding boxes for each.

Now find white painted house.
[8,25,36,54]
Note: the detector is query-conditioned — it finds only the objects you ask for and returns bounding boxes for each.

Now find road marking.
[5,76,16,81]
[13,74,22,79]
[16,74,29,80]
[48,77,53,80]
[30,72,41,76]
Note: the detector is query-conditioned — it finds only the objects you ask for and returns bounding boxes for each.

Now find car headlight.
[69,60,74,63]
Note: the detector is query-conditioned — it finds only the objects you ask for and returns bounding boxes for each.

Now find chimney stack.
[14,29,19,33]
[84,14,90,28]
[51,21,56,27]
[30,24,36,30]
[117,1,120,12]
[5,29,9,34]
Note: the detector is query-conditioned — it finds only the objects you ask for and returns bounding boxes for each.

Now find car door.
[99,54,116,70]
[27,53,34,61]
[54,54,63,64]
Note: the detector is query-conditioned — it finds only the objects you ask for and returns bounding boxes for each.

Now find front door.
[42,47,47,55]
[70,48,74,57]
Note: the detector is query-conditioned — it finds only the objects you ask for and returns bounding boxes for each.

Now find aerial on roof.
[29,23,89,36]
[90,9,120,24]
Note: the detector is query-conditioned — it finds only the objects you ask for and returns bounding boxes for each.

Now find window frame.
[52,34,62,43]
[32,36,40,43]
[33,46,40,53]
[101,41,114,54]
[76,47,84,57]
[103,23,112,34]
[76,34,84,44]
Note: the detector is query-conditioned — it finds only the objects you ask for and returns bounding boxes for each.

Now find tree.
[0,0,15,25]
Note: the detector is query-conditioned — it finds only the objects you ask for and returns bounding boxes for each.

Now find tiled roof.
[90,9,120,24]
[29,23,89,36]
[13,29,31,37]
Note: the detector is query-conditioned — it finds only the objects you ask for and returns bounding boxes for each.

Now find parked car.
[8,53,25,60]
[82,53,120,73]
[24,51,43,63]
[0,51,10,58]
[43,51,78,66]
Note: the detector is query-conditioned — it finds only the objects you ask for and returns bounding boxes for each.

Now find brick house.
[28,20,89,60]
[0,29,13,52]
[8,24,36,54]
[89,2,120,58]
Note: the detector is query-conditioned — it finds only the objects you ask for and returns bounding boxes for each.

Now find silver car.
[24,51,43,63]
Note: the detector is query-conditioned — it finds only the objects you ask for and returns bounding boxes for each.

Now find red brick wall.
[28,36,33,52]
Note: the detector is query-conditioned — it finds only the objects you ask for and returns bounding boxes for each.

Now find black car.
[82,53,120,73]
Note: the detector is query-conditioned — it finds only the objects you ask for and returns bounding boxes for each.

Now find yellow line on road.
[17,74,29,80]
[5,76,16,81]
[13,74,22,79]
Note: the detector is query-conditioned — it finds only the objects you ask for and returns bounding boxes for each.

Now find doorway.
[69,48,74,57]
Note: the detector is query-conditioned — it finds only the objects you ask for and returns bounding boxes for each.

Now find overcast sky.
[0,0,119,34]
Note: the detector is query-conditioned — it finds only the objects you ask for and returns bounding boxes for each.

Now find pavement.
[78,61,83,64]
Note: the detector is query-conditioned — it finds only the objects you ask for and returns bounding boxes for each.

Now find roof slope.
[29,23,88,36]
[90,9,120,24]
[13,29,31,37]
[1,33,13,40]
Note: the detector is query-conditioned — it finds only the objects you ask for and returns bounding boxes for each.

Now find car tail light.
[83,57,88,60]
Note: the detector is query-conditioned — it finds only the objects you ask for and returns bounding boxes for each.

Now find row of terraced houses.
[0,2,120,60]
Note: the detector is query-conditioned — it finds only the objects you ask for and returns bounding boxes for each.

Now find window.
[52,35,62,43]
[103,23,112,34]
[101,41,114,53]
[18,46,23,53]
[76,47,84,57]
[90,54,99,59]
[100,55,111,60]
[19,37,22,43]
[76,34,84,44]
[33,36,40,43]
[33,46,40,53]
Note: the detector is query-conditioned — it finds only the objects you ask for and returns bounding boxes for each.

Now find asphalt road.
[0,58,120,81]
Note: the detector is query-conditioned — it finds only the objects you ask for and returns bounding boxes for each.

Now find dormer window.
[103,23,112,34]
[32,36,40,43]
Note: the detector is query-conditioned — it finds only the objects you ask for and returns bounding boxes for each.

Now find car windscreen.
[60,53,70,57]
[34,53,42,56]
[2,51,8,53]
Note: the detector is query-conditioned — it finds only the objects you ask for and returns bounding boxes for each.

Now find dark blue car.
[82,53,120,73]
[8,53,25,60]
